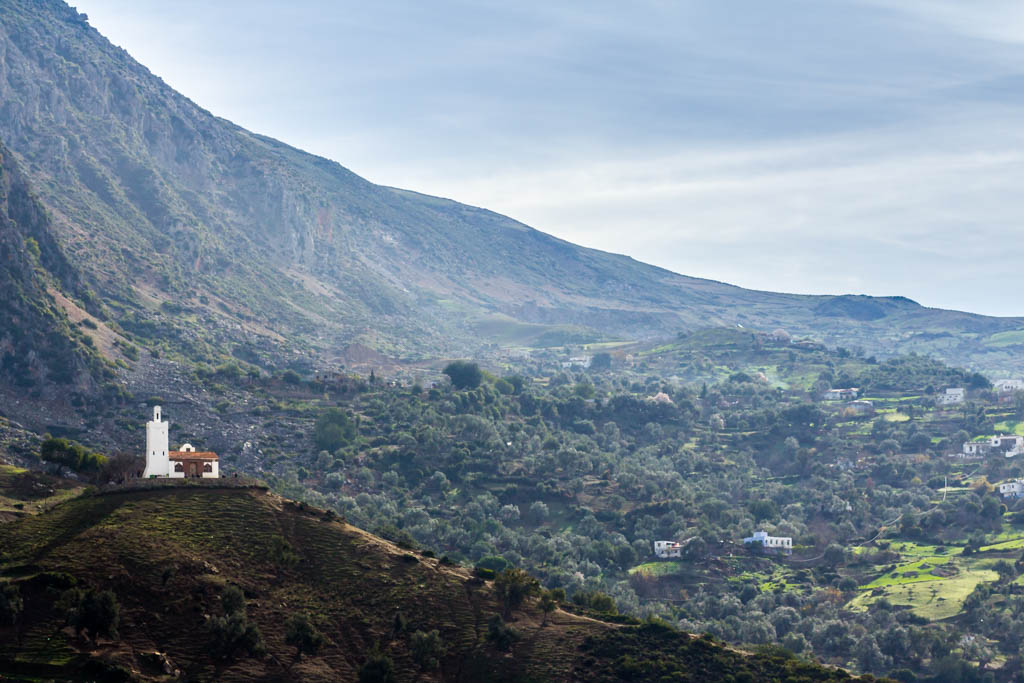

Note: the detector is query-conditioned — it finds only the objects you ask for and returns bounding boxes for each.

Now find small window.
[174,463,184,472]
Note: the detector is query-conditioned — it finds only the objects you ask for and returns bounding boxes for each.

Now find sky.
[74,0,1024,316]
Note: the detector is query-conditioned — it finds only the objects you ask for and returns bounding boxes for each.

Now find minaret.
[143,406,169,477]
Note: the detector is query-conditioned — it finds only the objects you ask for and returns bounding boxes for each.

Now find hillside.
[0,483,852,681]
[0,141,111,392]
[0,0,1022,378]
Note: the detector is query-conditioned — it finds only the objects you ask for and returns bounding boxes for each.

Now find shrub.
[486,615,521,651]
[359,651,395,683]
[40,437,107,472]
[0,584,23,625]
[410,629,446,671]
[285,613,324,658]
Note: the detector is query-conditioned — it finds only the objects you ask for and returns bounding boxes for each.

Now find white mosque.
[142,406,219,478]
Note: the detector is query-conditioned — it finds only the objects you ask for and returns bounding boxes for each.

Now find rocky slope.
[0,140,109,392]
[0,0,1021,375]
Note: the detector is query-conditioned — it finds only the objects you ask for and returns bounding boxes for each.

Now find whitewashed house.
[991,434,1024,458]
[959,441,989,459]
[1000,480,1024,499]
[142,406,219,479]
[654,541,683,558]
[937,388,965,406]
[822,388,859,401]
[743,530,792,555]
[995,379,1024,394]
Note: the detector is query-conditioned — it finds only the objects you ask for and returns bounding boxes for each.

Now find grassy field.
[886,541,962,557]
[848,538,1005,621]
[848,567,999,620]
[986,330,1024,348]
[629,560,686,577]
[860,557,957,589]
[993,420,1024,436]
[980,537,1024,552]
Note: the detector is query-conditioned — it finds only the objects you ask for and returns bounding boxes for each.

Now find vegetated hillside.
[131,333,1015,679]
[0,141,110,392]
[0,483,852,682]
[0,0,1022,373]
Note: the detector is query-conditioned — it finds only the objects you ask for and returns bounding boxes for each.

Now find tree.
[66,589,119,642]
[493,568,540,619]
[209,586,264,661]
[0,584,23,625]
[410,629,446,671]
[285,613,324,659]
[314,408,357,451]
[443,361,482,390]
[210,613,265,661]
[221,585,246,616]
[486,615,521,651]
[539,590,558,626]
[824,543,845,567]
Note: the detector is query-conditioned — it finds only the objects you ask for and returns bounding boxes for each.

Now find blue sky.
[76,0,1024,316]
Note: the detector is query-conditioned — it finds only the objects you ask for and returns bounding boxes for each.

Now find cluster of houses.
[937,381,1024,408]
[653,531,794,559]
[958,434,1024,460]
[821,388,876,418]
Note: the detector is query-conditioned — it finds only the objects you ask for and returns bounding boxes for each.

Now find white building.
[654,540,683,558]
[995,379,1024,393]
[561,356,592,369]
[999,480,1024,499]
[743,530,792,555]
[960,441,989,458]
[991,434,1024,458]
[937,388,965,406]
[142,406,219,479]
[822,388,859,401]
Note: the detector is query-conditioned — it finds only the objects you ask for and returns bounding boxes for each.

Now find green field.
[860,557,956,589]
[629,560,686,577]
[886,541,962,557]
[980,537,1024,552]
[848,567,999,620]
[993,420,1024,436]
[986,330,1024,348]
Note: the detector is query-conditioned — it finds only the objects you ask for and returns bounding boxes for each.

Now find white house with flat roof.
[654,541,683,558]
[999,480,1024,499]
[937,388,965,406]
[743,530,792,555]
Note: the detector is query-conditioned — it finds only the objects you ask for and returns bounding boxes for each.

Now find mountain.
[0,0,1022,379]
[0,482,853,681]
[0,140,109,392]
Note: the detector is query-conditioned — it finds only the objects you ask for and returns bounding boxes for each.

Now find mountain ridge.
[0,0,1022,376]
